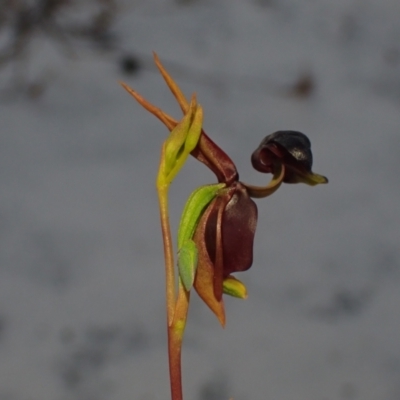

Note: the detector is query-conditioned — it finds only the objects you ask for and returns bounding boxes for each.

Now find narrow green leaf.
[178,239,198,291]
[177,183,226,249]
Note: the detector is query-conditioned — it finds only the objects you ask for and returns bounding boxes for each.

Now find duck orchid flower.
[121,54,327,326]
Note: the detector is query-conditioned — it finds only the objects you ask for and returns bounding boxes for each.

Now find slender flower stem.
[157,149,190,400]
[157,183,176,325]
[168,283,190,400]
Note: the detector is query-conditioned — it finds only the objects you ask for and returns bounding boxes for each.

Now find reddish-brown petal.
[207,191,233,301]
[193,197,226,326]
[201,188,234,302]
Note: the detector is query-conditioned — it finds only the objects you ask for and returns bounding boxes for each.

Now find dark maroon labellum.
[202,182,258,300]
[221,183,258,276]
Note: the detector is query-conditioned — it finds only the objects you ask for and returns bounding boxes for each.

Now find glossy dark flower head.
[251,130,328,185]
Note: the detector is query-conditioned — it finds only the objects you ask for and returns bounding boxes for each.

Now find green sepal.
[164,102,194,174]
[182,104,203,153]
[177,183,226,249]
[178,239,198,291]
[222,275,248,299]
[162,98,203,185]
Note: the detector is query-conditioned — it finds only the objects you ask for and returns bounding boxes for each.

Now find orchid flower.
[120,53,328,400]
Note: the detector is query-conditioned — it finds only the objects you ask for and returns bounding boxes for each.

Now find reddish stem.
[158,174,190,400]
[168,285,190,400]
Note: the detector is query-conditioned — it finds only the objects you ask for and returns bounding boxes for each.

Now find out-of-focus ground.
[0,1,400,399]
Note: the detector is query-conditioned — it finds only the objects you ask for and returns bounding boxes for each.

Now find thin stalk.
[157,183,176,325]
[168,282,190,400]
[157,167,190,400]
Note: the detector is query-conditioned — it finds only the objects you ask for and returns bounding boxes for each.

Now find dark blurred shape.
[331,291,365,315]
[58,323,150,394]
[290,72,315,98]
[120,54,141,76]
[71,0,118,50]
[311,288,372,321]
[27,81,46,99]
[0,0,118,97]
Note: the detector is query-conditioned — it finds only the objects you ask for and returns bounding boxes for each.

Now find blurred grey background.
[1,1,400,399]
